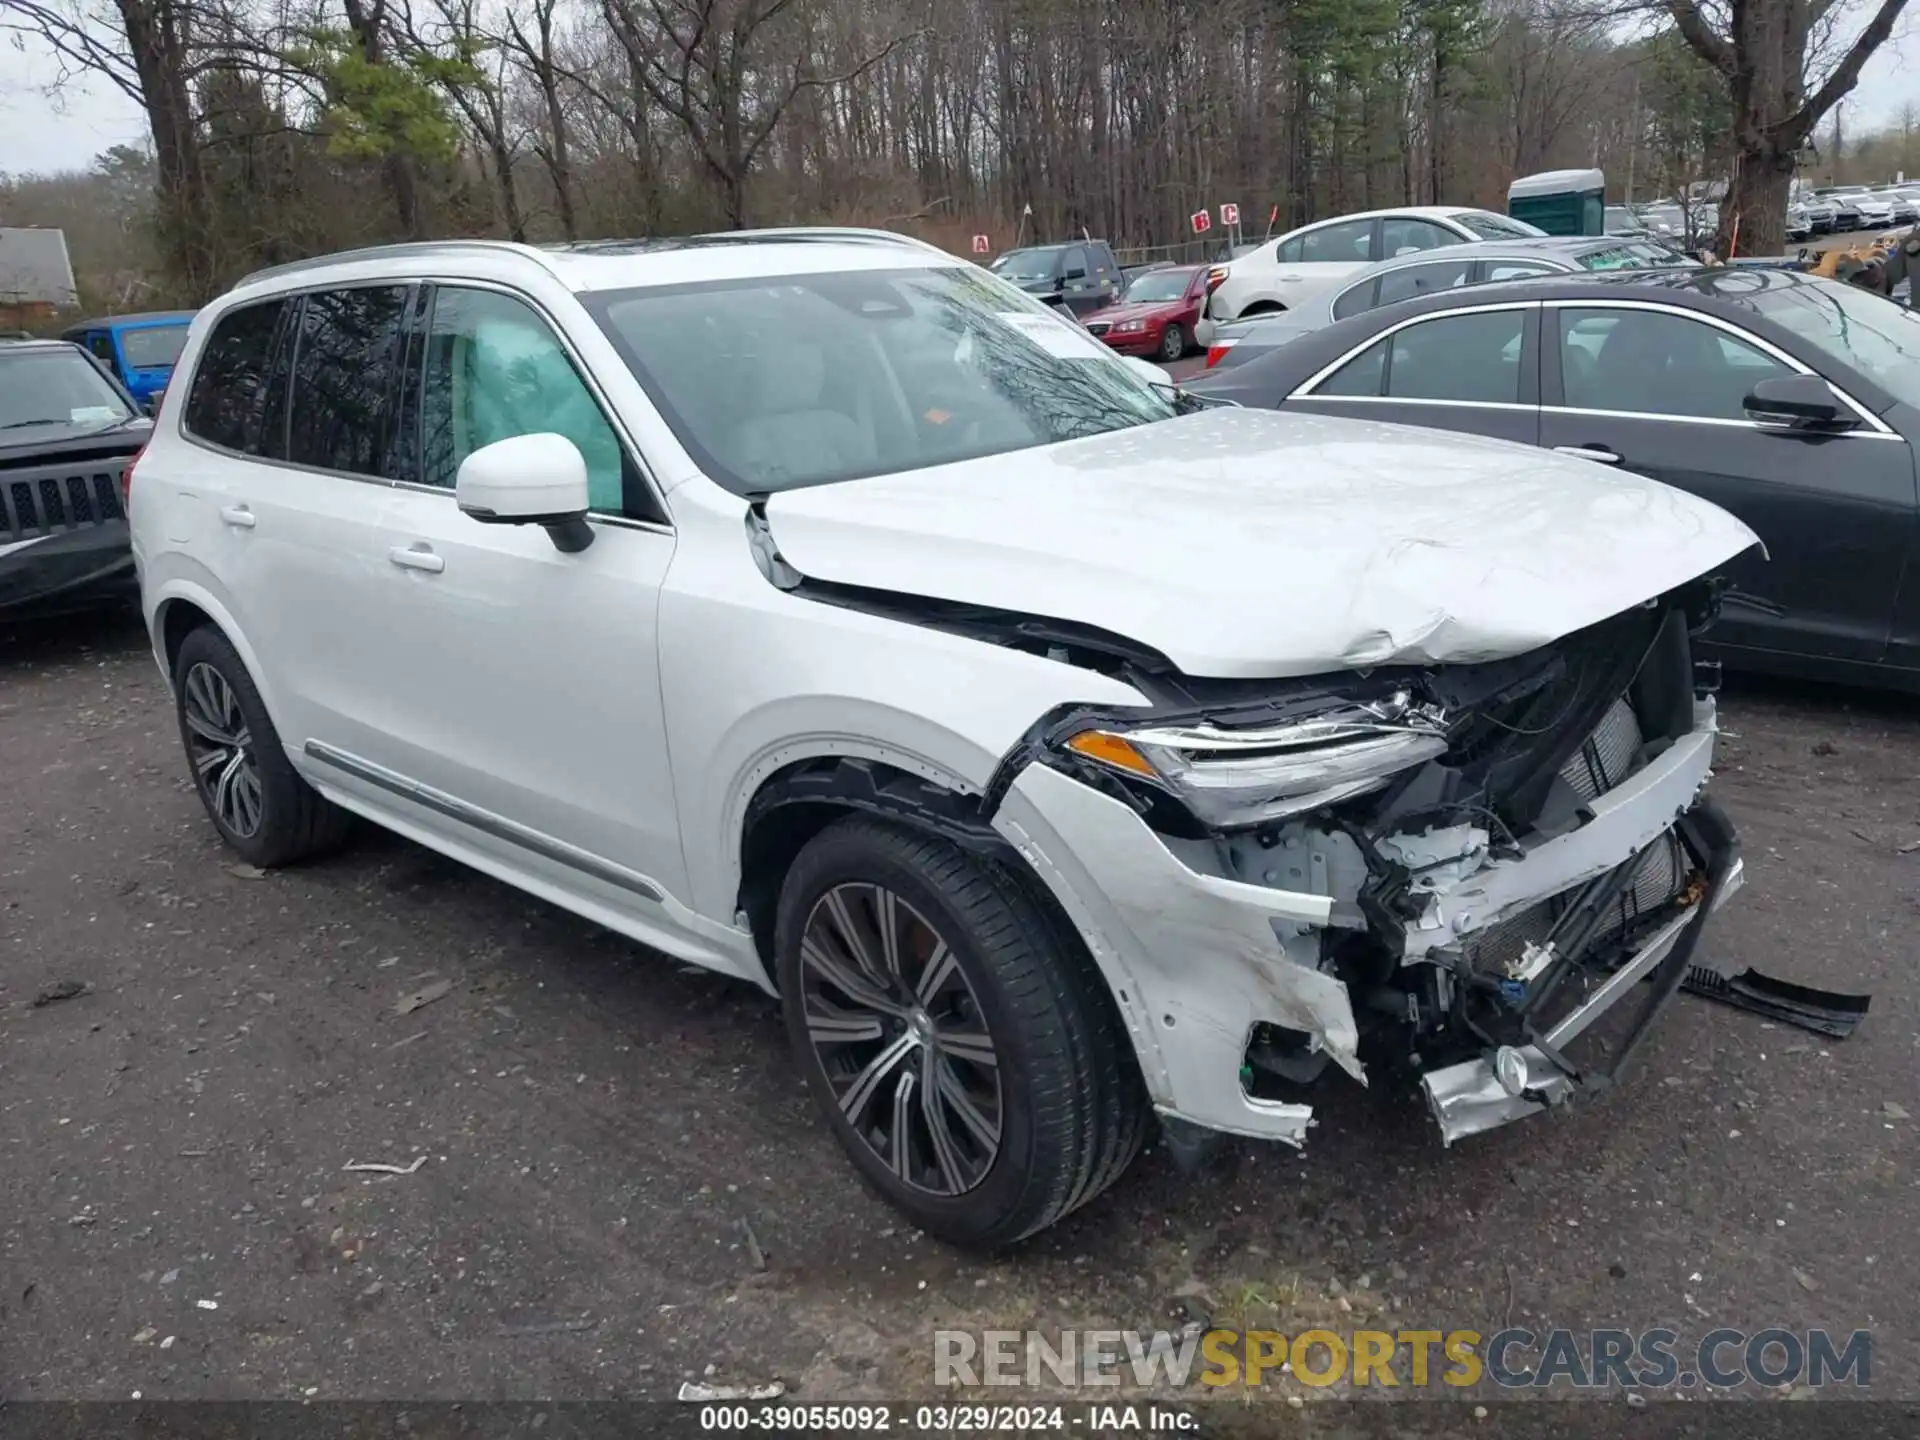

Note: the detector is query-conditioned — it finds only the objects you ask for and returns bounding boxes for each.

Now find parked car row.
[1202,235,1696,370]
[112,226,1766,1247]
[1792,184,1920,240]
[1202,205,1549,321]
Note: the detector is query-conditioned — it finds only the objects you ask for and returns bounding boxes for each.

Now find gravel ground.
[1,607,1914,1408]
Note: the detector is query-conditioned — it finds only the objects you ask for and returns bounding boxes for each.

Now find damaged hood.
[762,408,1761,678]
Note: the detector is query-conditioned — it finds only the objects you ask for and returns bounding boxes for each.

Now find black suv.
[988,240,1123,315]
[0,339,153,619]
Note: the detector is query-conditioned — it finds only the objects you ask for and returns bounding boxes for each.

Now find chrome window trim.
[1540,297,1898,437]
[1291,395,1536,414]
[1539,403,1901,440]
[1293,299,1537,398]
[176,273,678,526]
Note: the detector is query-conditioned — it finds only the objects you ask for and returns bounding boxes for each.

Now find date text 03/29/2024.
[696,1404,1192,1432]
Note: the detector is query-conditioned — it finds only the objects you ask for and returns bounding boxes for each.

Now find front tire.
[172,626,350,868]
[1158,324,1187,362]
[775,816,1147,1249]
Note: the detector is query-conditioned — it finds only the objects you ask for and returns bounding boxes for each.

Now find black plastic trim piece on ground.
[1683,966,1872,1038]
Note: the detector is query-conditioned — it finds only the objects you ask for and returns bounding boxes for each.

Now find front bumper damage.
[1420,797,1742,1144]
[992,692,1743,1151]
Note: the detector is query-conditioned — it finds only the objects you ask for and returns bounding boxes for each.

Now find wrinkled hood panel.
[763,409,1761,678]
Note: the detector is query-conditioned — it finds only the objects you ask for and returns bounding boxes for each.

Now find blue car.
[61,310,196,411]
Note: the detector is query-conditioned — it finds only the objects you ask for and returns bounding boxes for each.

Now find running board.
[1683,966,1871,1038]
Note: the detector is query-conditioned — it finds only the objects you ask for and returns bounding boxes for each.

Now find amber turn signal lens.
[1065,730,1158,779]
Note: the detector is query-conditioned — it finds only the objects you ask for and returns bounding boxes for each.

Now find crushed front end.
[990,579,1743,1149]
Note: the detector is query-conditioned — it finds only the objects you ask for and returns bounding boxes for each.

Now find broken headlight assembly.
[1059,690,1449,829]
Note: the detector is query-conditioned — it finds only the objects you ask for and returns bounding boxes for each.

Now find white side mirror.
[455,433,595,553]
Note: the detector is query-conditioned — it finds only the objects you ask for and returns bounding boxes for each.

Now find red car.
[1083,265,1212,361]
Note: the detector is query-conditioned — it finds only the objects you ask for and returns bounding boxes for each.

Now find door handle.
[218,504,256,529]
[1553,445,1624,465]
[388,544,445,574]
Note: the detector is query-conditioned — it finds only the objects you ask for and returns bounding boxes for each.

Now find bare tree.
[3,0,220,292]
[1656,0,1911,254]
[597,0,914,226]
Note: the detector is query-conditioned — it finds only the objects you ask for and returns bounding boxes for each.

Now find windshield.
[1577,241,1695,270]
[0,348,136,434]
[586,265,1174,494]
[119,322,190,369]
[1124,269,1194,302]
[1745,277,1920,410]
[1456,212,1547,240]
[989,247,1065,281]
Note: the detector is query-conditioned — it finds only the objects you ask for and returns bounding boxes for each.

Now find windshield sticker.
[69,406,120,424]
[997,311,1112,360]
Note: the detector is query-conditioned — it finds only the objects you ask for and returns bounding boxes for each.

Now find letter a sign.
[971,234,990,254]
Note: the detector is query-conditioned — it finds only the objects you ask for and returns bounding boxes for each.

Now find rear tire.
[172,625,350,868]
[775,815,1147,1249]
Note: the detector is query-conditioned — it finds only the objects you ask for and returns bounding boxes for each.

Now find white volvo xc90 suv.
[129,229,1757,1247]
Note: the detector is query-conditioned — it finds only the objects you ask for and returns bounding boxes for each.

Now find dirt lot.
[2,607,1915,1407]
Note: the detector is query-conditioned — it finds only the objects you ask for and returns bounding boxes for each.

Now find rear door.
[218,284,417,755]
[1538,299,1916,664]
[1284,300,1541,447]
[1272,219,1380,298]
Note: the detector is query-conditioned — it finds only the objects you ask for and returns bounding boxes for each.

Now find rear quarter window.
[183,300,290,455]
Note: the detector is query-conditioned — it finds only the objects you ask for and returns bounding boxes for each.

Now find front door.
[1539,301,1917,664]
[348,282,690,915]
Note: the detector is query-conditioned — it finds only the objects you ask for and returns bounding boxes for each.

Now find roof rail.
[234,238,554,290]
[720,226,954,255]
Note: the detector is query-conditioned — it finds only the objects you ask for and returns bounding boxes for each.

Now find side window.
[286,286,410,477]
[1558,307,1789,421]
[1062,246,1090,279]
[1387,310,1526,403]
[1375,258,1474,311]
[87,333,118,365]
[1314,337,1389,397]
[419,286,628,514]
[183,299,289,455]
[1331,280,1380,321]
[1299,220,1375,263]
[1485,261,1560,283]
[1380,218,1458,257]
[1092,244,1117,279]
[1275,236,1304,264]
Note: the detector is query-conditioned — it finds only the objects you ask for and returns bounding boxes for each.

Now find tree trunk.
[1717,145,1795,257]
[386,155,424,239]
[118,0,216,297]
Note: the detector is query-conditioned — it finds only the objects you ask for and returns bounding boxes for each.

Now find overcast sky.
[2,17,1917,182]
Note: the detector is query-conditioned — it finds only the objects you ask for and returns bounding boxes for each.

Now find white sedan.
[1206,206,1545,321]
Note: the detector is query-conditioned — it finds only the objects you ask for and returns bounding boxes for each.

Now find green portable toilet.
[1508,169,1605,237]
